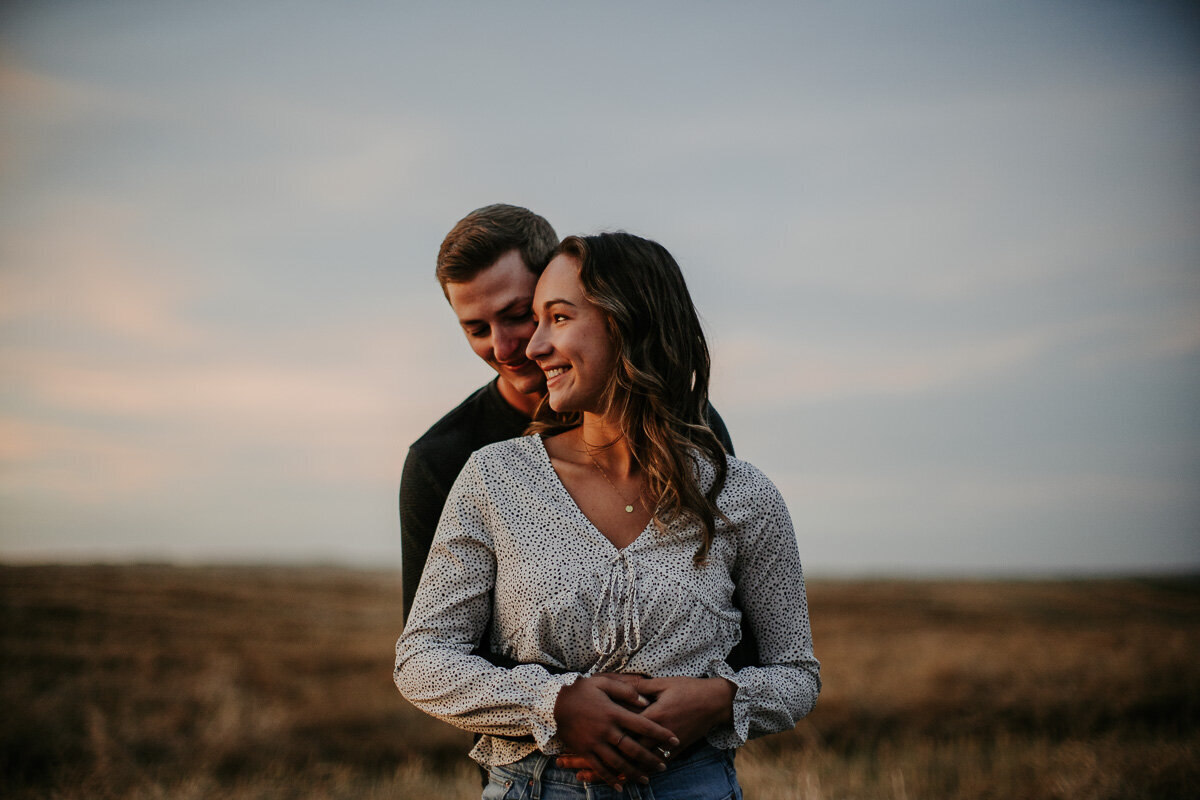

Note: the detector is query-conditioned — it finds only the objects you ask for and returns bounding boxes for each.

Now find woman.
[395,232,819,799]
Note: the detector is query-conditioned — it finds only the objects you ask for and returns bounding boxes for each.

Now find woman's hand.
[557,676,735,783]
[553,675,679,791]
[637,676,735,749]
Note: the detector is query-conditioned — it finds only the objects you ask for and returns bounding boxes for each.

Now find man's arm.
[399,448,447,624]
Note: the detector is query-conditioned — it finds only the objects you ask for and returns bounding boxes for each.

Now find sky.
[1,1,1198,576]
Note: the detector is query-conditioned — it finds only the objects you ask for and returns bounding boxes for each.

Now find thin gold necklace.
[585,445,639,514]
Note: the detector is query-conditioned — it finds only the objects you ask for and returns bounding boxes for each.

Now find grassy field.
[2,565,1197,799]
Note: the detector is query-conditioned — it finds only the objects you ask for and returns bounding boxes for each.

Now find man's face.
[445,249,546,398]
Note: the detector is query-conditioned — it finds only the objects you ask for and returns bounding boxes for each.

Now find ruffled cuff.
[704,660,750,749]
[528,671,582,753]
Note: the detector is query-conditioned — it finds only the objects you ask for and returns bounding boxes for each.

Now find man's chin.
[499,367,547,398]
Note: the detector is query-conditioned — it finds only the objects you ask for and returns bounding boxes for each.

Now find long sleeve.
[394,455,580,749]
[706,477,820,747]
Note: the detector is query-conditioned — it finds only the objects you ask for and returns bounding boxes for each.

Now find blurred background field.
[2,564,1197,799]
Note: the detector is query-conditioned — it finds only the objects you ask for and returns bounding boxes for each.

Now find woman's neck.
[577,412,636,477]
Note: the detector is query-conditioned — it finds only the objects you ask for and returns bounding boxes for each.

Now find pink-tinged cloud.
[0,58,96,123]
[0,416,174,499]
[1,203,205,345]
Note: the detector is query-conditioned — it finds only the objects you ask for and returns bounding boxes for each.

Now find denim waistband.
[484,742,740,800]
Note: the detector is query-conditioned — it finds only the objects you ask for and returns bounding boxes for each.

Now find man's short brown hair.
[435,204,559,297]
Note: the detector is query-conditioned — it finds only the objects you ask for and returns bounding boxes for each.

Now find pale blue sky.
[2,1,1198,574]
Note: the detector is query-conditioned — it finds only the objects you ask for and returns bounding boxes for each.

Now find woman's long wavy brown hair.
[528,232,728,564]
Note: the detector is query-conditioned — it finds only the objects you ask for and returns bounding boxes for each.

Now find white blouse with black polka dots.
[394,434,820,767]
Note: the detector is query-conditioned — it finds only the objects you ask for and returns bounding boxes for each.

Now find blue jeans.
[481,743,742,800]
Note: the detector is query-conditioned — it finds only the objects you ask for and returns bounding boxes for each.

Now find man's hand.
[553,675,678,791]
[557,676,735,784]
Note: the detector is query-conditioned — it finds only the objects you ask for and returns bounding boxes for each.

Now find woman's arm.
[708,472,821,746]
[395,456,578,745]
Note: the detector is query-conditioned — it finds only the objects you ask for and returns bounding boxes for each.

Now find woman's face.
[526,253,618,415]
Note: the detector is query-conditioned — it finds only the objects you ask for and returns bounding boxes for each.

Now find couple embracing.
[395,205,819,799]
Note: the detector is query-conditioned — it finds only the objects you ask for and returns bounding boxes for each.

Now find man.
[400,203,736,622]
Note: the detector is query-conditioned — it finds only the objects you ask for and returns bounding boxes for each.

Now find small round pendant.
[624,504,634,513]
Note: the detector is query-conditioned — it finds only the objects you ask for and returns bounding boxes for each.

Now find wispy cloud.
[715,328,1051,406]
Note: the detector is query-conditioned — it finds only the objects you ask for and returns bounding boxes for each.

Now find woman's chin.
[546,390,604,416]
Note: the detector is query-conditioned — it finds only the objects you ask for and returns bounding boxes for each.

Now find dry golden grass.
[2,565,1197,799]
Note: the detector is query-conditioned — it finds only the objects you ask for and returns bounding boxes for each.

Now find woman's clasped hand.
[555,674,736,786]
[551,674,678,789]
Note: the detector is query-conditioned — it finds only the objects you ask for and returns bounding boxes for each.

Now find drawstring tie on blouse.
[590,550,643,670]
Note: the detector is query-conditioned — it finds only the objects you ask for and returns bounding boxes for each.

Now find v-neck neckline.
[532,434,653,553]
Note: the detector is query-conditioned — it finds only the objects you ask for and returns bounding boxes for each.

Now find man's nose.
[493,329,523,362]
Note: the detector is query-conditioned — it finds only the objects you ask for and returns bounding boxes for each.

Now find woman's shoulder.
[444,435,548,506]
[471,432,541,460]
[463,434,547,480]
[686,449,781,501]
[690,448,773,486]
[704,453,788,518]
[725,453,782,489]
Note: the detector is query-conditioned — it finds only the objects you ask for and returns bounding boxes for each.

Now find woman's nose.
[526,322,549,361]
